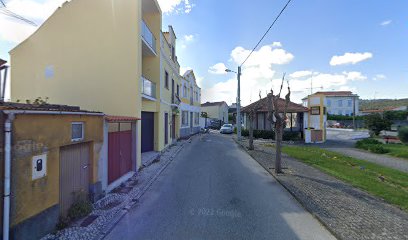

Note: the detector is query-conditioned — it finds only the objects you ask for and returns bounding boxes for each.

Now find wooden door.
[108,125,133,184]
[60,143,90,216]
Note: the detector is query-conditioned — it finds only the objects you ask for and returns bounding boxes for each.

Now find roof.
[201,101,228,107]
[241,97,308,113]
[106,115,141,122]
[314,91,358,97]
[0,102,102,114]
[0,59,6,66]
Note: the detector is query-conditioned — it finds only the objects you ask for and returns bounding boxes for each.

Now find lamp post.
[226,67,242,141]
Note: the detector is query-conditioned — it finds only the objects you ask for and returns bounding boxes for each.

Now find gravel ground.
[41,137,190,240]
[236,137,408,240]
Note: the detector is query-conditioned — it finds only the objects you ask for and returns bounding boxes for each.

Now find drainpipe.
[3,113,14,240]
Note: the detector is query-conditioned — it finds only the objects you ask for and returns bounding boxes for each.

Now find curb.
[97,137,190,240]
[233,138,341,240]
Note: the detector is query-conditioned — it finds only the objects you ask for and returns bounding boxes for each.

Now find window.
[348,99,352,107]
[182,111,189,126]
[71,122,84,142]
[183,84,187,97]
[165,71,169,89]
[194,112,199,125]
[177,85,180,96]
[338,100,343,107]
[327,99,331,107]
[311,107,320,115]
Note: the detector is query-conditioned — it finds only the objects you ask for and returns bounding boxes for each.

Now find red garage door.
[108,123,133,184]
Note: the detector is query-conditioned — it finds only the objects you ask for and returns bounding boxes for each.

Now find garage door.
[60,143,90,216]
[108,123,133,184]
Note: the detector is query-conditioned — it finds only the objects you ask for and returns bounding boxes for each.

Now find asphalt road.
[104,133,335,240]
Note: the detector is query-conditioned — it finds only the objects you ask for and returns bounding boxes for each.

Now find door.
[108,123,133,184]
[190,112,193,133]
[60,143,90,216]
[142,112,154,152]
[164,113,169,145]
[172,115,176,139]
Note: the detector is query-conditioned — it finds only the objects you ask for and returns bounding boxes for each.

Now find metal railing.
[141,20,156,52]
[141,76,156,99]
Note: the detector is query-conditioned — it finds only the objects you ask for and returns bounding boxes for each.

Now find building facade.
[0,103,104,240]
[179,70,201,138]
[303,91,359,116]
[201,101,229,124]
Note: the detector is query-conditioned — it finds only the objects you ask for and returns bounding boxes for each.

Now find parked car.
[209,120,222,130]
[220,124,234,134]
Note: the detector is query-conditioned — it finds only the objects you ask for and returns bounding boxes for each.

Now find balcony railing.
[172,94,181,105]
[141,76,156,99]
[141,20,156,52]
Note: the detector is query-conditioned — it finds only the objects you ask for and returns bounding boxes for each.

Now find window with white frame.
[183,84,187,97]
[71,122,84,141]
[338,100,343,107]
[194,112,199,125]
[182,111,189,126]
[347,99,352,107]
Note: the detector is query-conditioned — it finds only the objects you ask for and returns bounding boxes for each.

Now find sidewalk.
[236,138,408,240]
[41,138,190,240]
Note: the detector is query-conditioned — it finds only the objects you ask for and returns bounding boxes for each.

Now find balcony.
[172,94,181,107]
[141,20,156,56]
[141,76,156,101]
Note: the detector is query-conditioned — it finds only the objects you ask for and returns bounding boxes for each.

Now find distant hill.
[360,98,408,110]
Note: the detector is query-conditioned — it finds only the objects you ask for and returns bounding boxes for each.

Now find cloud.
[373,74,386,81]
[289,70,313,78]
[203,43,294,104]
[0,0,65,44]
[208,63,227,75]
[157,0,194,14]
[330,52,373,66]
[184,34,195,42]
[344,71,367,81]
[380,20,392,26]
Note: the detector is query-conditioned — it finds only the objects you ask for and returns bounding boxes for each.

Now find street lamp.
[225,66,242,141]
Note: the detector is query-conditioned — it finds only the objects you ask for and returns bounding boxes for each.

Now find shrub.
[68,200,93,220]
[356,138,382,146]
[398,126,408,144]
[242,129,301,141]
[369,145,390,154]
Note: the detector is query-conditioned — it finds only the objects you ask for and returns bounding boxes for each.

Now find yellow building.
[10,0,163,170]
[0,103,104,240]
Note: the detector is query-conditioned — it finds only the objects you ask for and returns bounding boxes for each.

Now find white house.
[303,91,359,116]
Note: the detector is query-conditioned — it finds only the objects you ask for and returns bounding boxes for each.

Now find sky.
[1,0,407,105]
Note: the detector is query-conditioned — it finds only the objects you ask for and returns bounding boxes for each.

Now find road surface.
[105,133,335,240]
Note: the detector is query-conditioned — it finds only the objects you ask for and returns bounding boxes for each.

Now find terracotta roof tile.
[0,102,101,113]
[106,115,141,122]
[241,97,308,113]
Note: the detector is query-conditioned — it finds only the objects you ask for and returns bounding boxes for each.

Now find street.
[105,133,335,240]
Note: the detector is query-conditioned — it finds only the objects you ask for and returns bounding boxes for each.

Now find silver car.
[220,124,234,134]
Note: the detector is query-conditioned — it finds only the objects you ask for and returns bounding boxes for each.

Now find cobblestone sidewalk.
[41,137,192,240]
[236,138,408,240]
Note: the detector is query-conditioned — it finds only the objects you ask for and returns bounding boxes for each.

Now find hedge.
[241,129,301,141]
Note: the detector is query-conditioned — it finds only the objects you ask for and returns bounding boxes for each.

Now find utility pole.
[237,66,242,141]
[353,96,356,130]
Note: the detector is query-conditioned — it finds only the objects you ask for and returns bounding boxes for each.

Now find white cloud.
[380,20,392,26]
[373,74,386,81]
[208,63,227,75]
[0,0,65,44]
[180,66,192,76]
[330,52,373,66]
[184,34,195,42]
[203,43,294,105]
[289,70,313,78]
[157,0,194,14]
[344,71,367,81]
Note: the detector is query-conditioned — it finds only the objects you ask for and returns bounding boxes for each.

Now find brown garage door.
[59,143,90,216]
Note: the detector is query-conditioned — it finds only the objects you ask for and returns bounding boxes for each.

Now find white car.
[220,124,234,134]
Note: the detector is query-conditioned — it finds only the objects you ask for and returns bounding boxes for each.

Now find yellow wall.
[10,0,143,118]
[10,114,103,226]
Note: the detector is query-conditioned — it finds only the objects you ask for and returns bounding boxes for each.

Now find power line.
[0,7,37,26]
[0,0,6,7]
[240,0,293,67]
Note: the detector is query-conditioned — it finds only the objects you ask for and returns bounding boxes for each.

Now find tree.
[247,92,263,150]
[398,126,408,144]
[267,73,290,174]
[364,113,391,136]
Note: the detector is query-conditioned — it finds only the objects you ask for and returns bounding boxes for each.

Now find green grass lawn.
[383,144,408,160]
[280,145,408,211]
